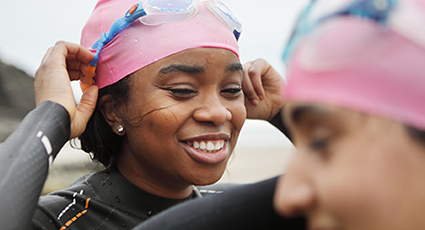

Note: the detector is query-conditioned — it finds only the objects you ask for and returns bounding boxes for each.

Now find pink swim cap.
[284,0,425,130]
[81,0,240,89]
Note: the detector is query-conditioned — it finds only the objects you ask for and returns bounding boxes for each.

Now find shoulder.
[32,171,101,229]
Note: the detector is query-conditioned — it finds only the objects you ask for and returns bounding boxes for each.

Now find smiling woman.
[32,0,246,229]
[98,48,246,198]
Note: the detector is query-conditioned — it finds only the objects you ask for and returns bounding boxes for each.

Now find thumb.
[70,85,99,139]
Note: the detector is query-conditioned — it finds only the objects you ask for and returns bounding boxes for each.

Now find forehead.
[130,48,241,81]
[128,47,242,88]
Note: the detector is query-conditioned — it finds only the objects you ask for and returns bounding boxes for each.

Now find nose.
[193,94,232,126]
[274,153,316,217]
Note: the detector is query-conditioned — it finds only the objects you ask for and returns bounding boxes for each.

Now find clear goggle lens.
[148,0,197,12]
[206,0,242,35]
[139,0,242,39]
[140,0,200,25]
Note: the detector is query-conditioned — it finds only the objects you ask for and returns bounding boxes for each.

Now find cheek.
[124,103,187,150]
[320,164,380,224]
[126,90,184,126]
[229,99,246,132]
[146,109,181,130]
[319,137,411,227]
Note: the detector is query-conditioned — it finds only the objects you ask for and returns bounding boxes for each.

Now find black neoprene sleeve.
[132,176,306,230]
[0,101,70,230]
[269,107,292,141]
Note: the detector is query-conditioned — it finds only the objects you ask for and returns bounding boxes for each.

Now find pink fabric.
[284,17,425,130]
[81,0,239,89]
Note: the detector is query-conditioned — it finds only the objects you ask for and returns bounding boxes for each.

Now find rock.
[0,59,35,141]
[0,60,104,194]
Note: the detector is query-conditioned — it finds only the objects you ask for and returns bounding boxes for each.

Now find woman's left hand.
[243,59,285,121]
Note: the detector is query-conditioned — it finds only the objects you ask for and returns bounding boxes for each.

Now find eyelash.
[221,87,242,95]
[168,87,242,99]
[168,88,198,99]
[310,138,327,150]
[308,135,331,156]
[169,88,197,95]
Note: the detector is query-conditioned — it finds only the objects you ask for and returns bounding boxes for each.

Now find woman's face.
[274,103,425,230]
[117,48,245,196]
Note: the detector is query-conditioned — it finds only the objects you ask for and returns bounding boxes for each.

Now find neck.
[117,155,194,199]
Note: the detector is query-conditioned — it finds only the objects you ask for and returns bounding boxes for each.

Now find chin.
[193,178,220,186]
[190,169,225,186]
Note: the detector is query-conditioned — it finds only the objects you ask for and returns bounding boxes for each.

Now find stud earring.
[117,125,124,133]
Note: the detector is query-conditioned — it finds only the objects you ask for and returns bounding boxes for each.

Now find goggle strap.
[283,0,402,64]
[91,3,147,50]
[283,1,316,64]
[327,0,397,24]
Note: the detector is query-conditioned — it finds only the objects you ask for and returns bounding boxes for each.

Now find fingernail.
[259,95,264,100]
[252,99,259,106]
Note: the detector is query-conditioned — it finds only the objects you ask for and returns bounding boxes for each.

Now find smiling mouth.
[186,140,225,153]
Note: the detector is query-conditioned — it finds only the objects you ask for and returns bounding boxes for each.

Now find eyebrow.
[226,62,243,74]
[289,104,330,126]
[158,62,243,77]
[159,64,205,76]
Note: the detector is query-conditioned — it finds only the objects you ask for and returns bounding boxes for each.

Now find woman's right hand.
[242,59,285,121]
[34,41,98,139]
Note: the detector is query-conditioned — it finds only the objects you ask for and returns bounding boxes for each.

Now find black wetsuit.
[0,101,305,230]
[33,165,202,230]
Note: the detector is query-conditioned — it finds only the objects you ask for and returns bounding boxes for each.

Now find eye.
[309,137,328,151]
[168,87,198,99]
[223,87,242,94]
[307,133,337,161]
[221,86,242,97]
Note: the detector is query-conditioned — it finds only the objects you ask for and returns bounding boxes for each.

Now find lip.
[182,141,229,165]
[181,133,231,165]
[182,133,231,142]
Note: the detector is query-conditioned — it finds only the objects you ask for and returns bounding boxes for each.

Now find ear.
[99,95,126,136]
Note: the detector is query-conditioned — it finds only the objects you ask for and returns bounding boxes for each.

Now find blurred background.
[0,0,309,194]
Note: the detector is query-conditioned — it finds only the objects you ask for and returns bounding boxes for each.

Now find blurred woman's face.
[274,103,425,230]
[116,48,245,198]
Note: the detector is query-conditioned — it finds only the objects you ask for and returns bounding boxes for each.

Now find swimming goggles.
[81,0,242,91]
[282,0,425,64]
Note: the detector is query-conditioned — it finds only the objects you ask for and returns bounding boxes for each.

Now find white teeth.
[192,140,225,152]
[200,141,206,150]
[207,142,215,151]
[215,142,223,150]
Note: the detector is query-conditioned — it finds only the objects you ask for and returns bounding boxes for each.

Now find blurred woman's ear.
[99,95,126,136]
